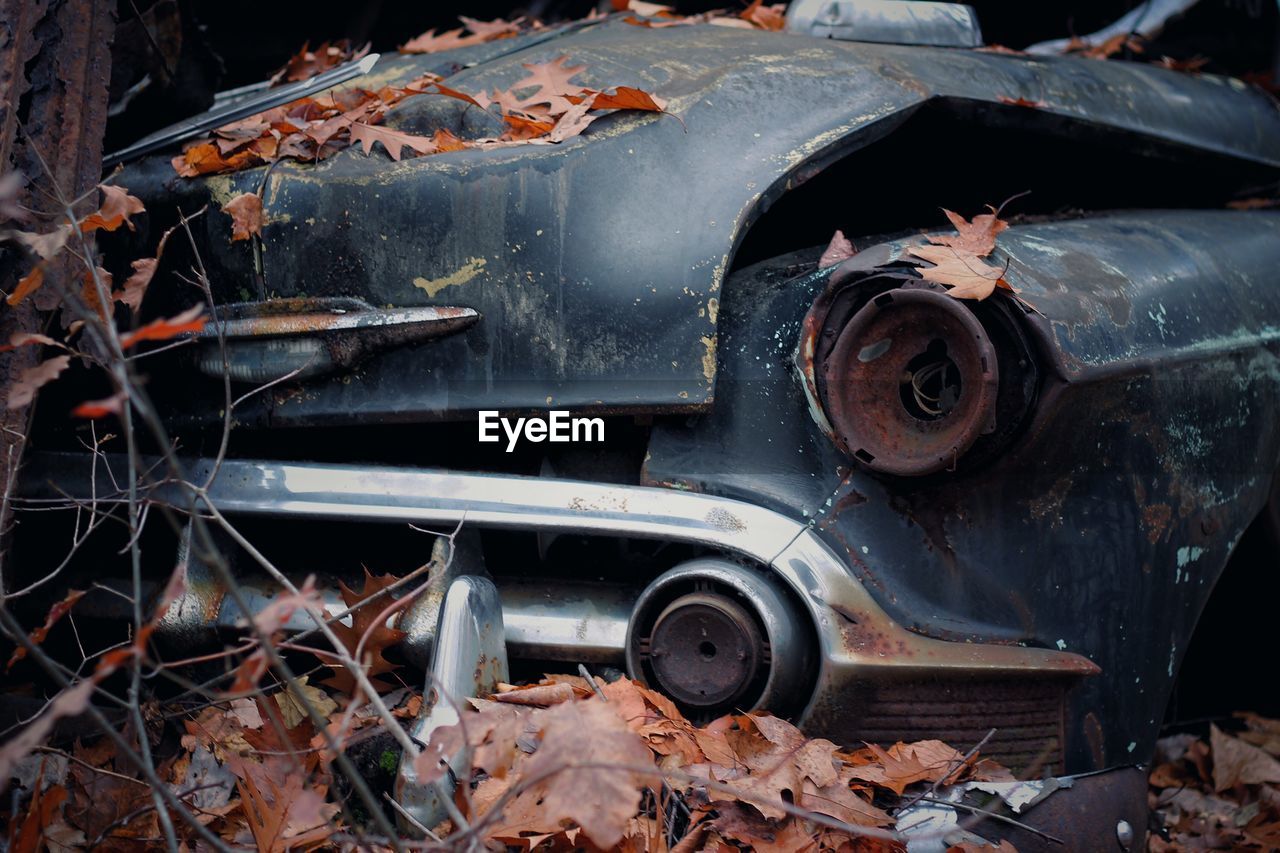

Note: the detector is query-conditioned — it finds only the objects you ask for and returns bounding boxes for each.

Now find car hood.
[114,17,1280,425]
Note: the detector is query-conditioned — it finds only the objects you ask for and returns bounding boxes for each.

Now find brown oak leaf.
[223,192,264,242]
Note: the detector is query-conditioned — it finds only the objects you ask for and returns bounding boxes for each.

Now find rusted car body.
[14,6,1280,848]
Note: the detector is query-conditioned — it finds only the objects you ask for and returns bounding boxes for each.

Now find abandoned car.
[9,1,1280,848]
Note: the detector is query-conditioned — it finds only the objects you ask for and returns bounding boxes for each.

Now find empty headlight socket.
[810,274,1041,477]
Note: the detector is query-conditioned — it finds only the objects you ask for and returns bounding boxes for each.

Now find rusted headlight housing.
[803,277,1039,477]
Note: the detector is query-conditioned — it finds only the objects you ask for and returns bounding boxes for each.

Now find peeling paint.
[1176,546,1206,567]
[699,334,717,384]
[413,257,487,297]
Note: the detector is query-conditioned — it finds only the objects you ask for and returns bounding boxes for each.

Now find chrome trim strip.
[19,452,1099,726]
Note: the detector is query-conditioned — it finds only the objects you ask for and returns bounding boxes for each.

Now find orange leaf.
[71,391,127,420]
[79,184,145,233]
[80,268,112,321]
[118,305,206,349]
[503,113,556,140]
[172,141,262,177]
[223,192,264,242]
[7,265,43,306]
[589,85,667,112]
[6,589,86,670]
[433,128,468,152]
[740,0,787,30]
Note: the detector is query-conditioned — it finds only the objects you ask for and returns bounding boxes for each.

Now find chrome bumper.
[20,451,1098,728]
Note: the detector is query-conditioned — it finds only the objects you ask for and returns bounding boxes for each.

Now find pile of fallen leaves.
[169,0,802,179]
[0,564,1023,851]
[413,674,1017,851]
[2,666,1022,852]
[1148,716,1280,850]
[171,53,667,177]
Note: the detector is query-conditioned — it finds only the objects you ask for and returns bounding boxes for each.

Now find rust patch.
[1029,476,1073,527]
[1142,503,1172,544]
[1082,711,1106,769]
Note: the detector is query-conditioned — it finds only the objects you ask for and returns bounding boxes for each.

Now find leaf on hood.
[223,192,264,242]
[349,122,440,161]
[902,206,1014,301]
[585,85,668,112]
[510,55,590,114]
[432,128,468,152]
[931,207,1010,256]
[118,305,206,349]
[8,355,70,409]
[79,184,145,233]
[906,244,1008,300]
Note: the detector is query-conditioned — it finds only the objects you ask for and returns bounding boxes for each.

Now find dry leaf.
[6,589,86,670]
[349,122,439,161]
[8,355,70,409]
[0,331,58,352]
[79,184,145,233]
[520,698,652,848]
[223,192,264,242]
[7,266,44,307]
[1211,724,1280,791]
[819,230,856,267]
[118,305,207,349]
[322,569,407,694]
[931,207,1009,256]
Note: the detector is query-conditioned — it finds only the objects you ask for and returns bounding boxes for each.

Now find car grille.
[847,677,1067,776]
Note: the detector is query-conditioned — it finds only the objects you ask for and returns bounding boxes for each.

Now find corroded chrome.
[786,0,982,47]
[20,451,1099,732]
[195,298,479,382]
[626,559,813,716]
[395,575,508,834]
